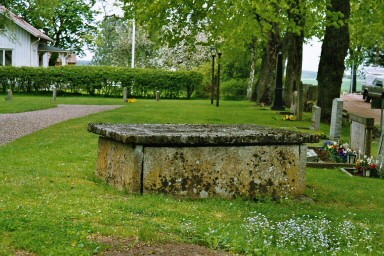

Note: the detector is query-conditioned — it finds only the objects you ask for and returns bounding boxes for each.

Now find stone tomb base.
[89,124,318,199]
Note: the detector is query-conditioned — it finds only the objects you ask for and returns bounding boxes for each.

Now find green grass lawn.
[0,93,126,114]
[0,96,383,255]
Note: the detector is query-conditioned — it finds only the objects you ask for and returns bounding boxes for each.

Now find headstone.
[310,106,321,130]
[156,91,160,101]
[378,133,384,171]
[306,148,318,162]
[329,98,343,140]
[123,87,128,103]
[290,91,297,115]
[350,114,374,158]
[52,87,57,101]
[7,89,12,101]
[297,82,304,120]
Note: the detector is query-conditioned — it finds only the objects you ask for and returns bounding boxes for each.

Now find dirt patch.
[15,251,35,256]
[92,235,235,256]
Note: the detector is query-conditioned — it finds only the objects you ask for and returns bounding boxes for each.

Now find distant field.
[301,78,365,93]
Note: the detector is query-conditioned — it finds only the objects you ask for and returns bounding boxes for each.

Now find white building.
[0,6,70,67]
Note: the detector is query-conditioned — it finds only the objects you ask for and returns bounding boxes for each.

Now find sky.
[302,38,322,72]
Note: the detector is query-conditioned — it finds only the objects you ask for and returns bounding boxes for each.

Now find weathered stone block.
[89,124,318,199]
[143,145,306,198]
[97,137,142,193]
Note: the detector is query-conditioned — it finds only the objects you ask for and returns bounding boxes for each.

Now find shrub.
[0,66,203,99]
[220,79,248,100]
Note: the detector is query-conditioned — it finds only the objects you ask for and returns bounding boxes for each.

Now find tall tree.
[253,23,282,104]
[121,0,298,104]
[317,0,350,122]
[8,0,97,63]
[283,0,306,107]
[93,16,153,67]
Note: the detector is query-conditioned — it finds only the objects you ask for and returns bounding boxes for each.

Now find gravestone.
[7,89,12,101]
[52,87,57,101]
[297,82,304,120]
[378,134,384,171]
[156,91,160,101]
[123,87,128,103]
[349,114,374,158]
[310,106,321,130]
[290,91,298,115]
[329,98,343,140]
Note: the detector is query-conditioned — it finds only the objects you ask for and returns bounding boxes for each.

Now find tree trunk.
[317,0,350,122]
[253,24,281,105]
[247,37,258,99]
[283,0,306,110]
[284,33,304,108]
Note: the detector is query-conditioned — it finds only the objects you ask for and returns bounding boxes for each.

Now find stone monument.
[123,87,128,103]
[310,106,321,130]
[7,89,12,101]
[349,114,374,158]
[290,91,298,115]
[156,91,160,101]
[53,87,57,101]
[88,123,319,199]
[329,98,343,140]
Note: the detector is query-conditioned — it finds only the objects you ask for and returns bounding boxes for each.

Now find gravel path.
[0,104,122,146]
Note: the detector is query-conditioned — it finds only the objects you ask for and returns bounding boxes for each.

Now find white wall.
[0,24,39,67]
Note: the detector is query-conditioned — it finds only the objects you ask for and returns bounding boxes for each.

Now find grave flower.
[323,140,349,163]
[355,156,380,177]
[283,115,295,121]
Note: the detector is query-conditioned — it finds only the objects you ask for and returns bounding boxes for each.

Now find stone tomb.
[88,124,319,199]
[310,106,321,131]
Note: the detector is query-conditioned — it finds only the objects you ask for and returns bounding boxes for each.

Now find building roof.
[38,44,69,53]
[0,5,53,42]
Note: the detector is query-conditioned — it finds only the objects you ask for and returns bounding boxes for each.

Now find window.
[0,49,12,66]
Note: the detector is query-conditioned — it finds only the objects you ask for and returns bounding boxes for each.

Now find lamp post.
[216,51,222,107]
[210,47,216,105]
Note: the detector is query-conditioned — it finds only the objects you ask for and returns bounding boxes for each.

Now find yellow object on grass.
[283,115,295,121]
[128,98,137,103]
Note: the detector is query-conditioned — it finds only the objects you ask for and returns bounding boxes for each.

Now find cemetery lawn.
[0,94,124,114]
[0,97,383,255]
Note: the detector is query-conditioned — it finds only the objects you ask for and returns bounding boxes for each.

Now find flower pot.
[365,170,371,177]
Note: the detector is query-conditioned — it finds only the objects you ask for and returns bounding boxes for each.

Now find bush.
[220,79,248,100]
[0,66,203,99]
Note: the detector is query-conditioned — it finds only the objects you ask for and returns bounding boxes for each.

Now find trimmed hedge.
[0,66,203,98]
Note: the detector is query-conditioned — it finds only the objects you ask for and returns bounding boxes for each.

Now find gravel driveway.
[0,104,122,146]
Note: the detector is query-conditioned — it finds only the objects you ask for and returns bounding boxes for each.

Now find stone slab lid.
[88,123,319,146]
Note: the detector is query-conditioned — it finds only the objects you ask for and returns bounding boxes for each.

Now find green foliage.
[0,66,203,99]
[8,0,97,55]
[220,79,248,100]
[93,16,154,67]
